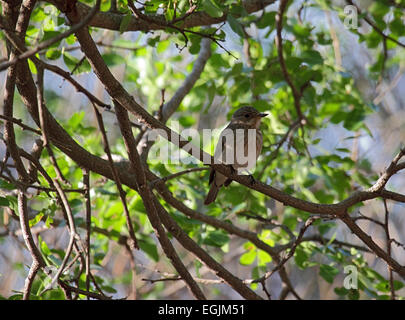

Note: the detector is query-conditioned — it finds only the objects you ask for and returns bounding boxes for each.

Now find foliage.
[0,0,404,300]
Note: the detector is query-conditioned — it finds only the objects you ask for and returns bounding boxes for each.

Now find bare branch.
[251,217,318,287]
[368,147,405,193]
[346,0,405,49]
[114,102,206,300]
[275,0,305,121]
[383,200,395,300]
[0,0,101,71]
[150,166,210,187]
[91,104,139,250]
[83,168,92,298]
[18,192,46,299]
[138,36,212,161]
[47,0,276,33]
[340,213,405,278]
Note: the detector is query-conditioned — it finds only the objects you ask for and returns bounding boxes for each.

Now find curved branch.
[341,213,405,278]
[153,197,264,300]
[114,103,206,300]
[138,37,212,161]
[46,0,276,33]
[346,0,405,49]
[7,0,405,291]
[0,0,101,71]
[275,0,304,121]
[161,38,212,122]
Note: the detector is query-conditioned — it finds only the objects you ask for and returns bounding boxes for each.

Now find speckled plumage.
[204,106,267,205]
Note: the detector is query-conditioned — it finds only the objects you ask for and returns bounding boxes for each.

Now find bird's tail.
[204,184,219,205]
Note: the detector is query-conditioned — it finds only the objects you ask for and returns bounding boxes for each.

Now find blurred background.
[1,0,404,299]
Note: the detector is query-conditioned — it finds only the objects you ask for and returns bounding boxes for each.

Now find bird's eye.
[244,114,250,118]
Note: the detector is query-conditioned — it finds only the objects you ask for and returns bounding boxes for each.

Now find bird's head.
[231,106,268,128]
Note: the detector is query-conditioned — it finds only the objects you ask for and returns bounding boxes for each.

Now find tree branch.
[346,0,405,49]
[114,102,206,300]
[46,0,276,33]
[138,37,212,161]
[0,0,101,71]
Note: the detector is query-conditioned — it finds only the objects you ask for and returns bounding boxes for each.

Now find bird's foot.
[248,174,256,185]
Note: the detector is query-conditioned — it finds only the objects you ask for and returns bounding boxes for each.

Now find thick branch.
[114,102,206,300]
[47,0,276,33]
[0,0,101,71]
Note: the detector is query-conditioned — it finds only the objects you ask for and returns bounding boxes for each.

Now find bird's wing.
[214,126,253,166]
[208,168,216,185]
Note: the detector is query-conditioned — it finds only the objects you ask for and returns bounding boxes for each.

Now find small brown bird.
[204,106,268,205]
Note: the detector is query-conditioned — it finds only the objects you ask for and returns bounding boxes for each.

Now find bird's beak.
[260,113,268,118]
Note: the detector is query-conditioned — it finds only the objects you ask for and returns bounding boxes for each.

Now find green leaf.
[240,249,256,266]
[0,197,10,207]
[157,40,170,54]
[227,15,244,38]
[294,246,310,269]
[369,1,390,21]
[28,59,37,74]
[343,108,365,131]
[119,14,132,34]
[301,50,323,65]
[389,17,404,37]
[138,241,159,262]
[68,111,85,130]
[203,0,223,18]
[40,236,51,256]
[375,280,404,292]
[29,212,44,228]
[291,24,311,38]
[257,250,272,266]
[63,52,91,74]
[179,115,196,127]
[319,264,339,283]
[5,196,18,211]
[65,33,76,45]
[334,287,349,297]
[101,285,117,294]
[348,289,360,300]
[0,179,16,190]
[102,53,126,67]
[45,48,61,60]
[202,230,230,247]
[257,11,276,29]
[42,30,62,48]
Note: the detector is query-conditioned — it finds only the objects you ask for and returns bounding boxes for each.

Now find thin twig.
[83,168,91,298]
[0,0,101,71]
[276,0,304,120]
[150,167,210,188]
[383,199,395,300]
[251,217,318,293]
[0,114,41,134]
[346,0,405,49]
[58,280,112,300]
[35,64,70,185]
[18,192,46,299]
[114,101,207,300]
[91,103,139,250]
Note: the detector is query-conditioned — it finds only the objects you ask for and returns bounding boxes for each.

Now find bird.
[204,106,268,205]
